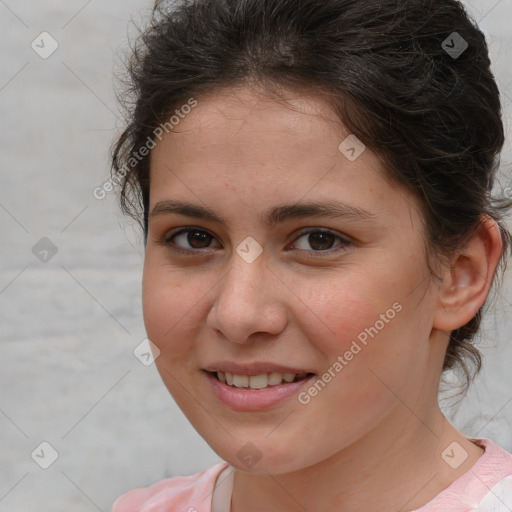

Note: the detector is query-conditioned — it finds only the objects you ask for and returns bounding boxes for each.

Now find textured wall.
[0,1,510,510]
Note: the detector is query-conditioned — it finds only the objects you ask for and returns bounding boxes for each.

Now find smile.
[204,370,317,411]
[214,370,313,389]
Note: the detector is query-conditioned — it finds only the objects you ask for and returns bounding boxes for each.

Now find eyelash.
[158,227,351,256]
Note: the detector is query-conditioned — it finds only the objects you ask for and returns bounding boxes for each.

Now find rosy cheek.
[143,274,205,363]
[318,290,379,347]
[143,281,176,347]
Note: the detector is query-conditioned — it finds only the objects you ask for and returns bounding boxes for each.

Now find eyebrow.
[149,199,377,226]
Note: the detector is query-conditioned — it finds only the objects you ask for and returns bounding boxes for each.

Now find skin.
[142,84,503,511]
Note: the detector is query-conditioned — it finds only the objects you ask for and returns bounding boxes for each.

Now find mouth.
[206,370,316,390]
[204,369,317,411]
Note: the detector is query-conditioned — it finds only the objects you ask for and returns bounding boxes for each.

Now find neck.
[231,404,483,512]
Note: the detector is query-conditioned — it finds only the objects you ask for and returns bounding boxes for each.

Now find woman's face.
[143,85,444,473]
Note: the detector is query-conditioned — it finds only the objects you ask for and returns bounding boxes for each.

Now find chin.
[204,434,323,475]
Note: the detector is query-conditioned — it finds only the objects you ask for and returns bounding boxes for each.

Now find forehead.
[148,85,420,231]
[170,86,345,155]
[151,85,381,183]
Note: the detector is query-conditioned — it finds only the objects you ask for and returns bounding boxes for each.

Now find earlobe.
[433,216,503,331]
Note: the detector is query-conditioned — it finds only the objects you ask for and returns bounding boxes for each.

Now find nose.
[206,251,288,344]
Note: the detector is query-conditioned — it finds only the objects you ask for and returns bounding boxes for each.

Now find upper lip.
[203,362,315,376]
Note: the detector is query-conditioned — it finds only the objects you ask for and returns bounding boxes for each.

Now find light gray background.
[0,1,511,511]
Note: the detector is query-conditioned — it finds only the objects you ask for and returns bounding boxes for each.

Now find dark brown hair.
[111,0,512,393]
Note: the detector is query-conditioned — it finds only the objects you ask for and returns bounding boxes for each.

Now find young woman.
[110,0,512,510]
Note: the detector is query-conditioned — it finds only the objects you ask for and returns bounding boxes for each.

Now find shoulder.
[463,438,512,511]
[414,438,512,512]
[112,461,229,512]
[475,474,512,511]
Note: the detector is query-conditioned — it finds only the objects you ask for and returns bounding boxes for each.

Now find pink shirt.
[112,438,512,511]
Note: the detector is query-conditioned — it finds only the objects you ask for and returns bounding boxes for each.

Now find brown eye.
[185,230,212,248]
[306,232,336,251]
[165,228,220,251]
[291,229,350,254]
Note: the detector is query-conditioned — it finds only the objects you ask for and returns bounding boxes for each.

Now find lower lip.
[204,371,316,411]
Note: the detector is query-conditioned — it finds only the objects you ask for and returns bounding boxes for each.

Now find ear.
[433,215,503,331]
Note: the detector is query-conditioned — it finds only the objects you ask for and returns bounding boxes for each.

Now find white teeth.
[268,372,283,385]
[249,374,268,389]
[233,374,249,387]
[215,371,310,389]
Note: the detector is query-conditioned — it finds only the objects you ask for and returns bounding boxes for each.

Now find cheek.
[141,259,197,357]
[299,261,428,378]
[299,271,395,355]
